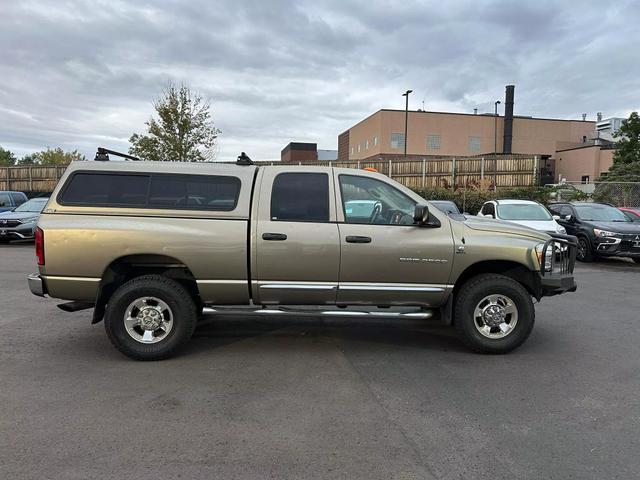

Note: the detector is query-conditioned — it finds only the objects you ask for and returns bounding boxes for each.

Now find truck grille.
[540,235,577,276]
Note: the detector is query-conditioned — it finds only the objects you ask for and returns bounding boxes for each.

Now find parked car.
[429,200,461,215]
[477,200,566,234]
[0,197,50,243]
[0,191,28,213]
[619,207,640,222]
[28,160,577,360]
[549,202,640,263]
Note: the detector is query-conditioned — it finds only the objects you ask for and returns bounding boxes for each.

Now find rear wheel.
[454,274,534,354]
[104,275,197,360]
[576,236,595,262]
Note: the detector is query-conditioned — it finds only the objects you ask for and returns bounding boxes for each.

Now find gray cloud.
[1,0,639,161]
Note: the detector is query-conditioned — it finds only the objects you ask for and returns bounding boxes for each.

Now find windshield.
[14,199,48,213]
[431,201,460,214]
[497,203,552,221]
[575,204,630,222]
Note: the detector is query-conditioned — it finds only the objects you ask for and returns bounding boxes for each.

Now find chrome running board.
[202,306,433,320]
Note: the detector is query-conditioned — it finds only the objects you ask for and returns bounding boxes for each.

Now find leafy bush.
[411,186,580,214]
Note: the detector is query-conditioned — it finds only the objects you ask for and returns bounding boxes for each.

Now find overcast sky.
[1,0,639,161]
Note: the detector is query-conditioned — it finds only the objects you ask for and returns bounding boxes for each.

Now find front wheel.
[576,236,595,262]
[454,274,535,354]
[104,275,197,360]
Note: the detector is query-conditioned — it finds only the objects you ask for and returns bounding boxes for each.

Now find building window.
[390,133,405,149]
[365,139,369,150]
[468,136,481,153]
[427,134,441,150]
[357,143,361,153]
[350,147,354,156]
[373,136,378,147]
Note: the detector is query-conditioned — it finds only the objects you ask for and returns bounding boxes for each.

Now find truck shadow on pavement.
[189,315,466,354]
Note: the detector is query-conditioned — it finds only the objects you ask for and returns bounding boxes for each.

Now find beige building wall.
[345,109,595,160]
[555,146,615,181]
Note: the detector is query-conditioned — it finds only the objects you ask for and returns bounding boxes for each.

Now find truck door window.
[339,175,416,225]
[270,173,329,222]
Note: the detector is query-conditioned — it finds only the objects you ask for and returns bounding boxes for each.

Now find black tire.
[454,274,535,354]
[0,238,10,244]
[104,275,197,361]
[576,236,595,262]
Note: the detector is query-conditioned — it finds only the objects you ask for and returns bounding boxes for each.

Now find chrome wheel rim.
[124,297,174,344]
[473,294,518,339]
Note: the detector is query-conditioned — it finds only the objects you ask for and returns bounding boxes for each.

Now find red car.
[619,207,640,222]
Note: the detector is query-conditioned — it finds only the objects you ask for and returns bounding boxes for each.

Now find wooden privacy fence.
[1,165,69,194]
[0,155,539,194]
[259,155,540,189]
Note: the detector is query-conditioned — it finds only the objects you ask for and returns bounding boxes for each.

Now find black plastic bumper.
[540,274,577,297]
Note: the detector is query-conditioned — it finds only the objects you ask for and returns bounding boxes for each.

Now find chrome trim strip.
[196,279,247,284]
[338,282,451,292]
[44,276,101,283]
[259,283,337,290]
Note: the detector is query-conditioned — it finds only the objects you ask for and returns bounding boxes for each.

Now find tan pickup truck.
[28,159,577,360]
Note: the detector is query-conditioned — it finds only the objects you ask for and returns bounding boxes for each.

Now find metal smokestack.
[502,85,514,154]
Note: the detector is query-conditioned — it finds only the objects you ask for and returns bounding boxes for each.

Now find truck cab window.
[339,175,416,225]
[270,173,329,222]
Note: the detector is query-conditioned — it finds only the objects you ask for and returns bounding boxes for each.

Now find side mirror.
[414,204,430,225]
[564,214,574,222]
[552,215,560,221]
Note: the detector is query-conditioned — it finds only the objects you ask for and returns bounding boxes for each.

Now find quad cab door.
[334,170,454,306]
[252,167,340,305]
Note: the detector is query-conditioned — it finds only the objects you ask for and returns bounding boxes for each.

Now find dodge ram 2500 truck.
[28,160,577,360]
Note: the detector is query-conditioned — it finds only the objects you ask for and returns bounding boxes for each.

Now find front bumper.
[540,274,577,297]
[28,273,46,297]
[0,224,37,240]
[538,234,578,297]
[594,236,640,258]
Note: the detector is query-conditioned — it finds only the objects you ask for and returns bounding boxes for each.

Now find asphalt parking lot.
[1,243,639,480]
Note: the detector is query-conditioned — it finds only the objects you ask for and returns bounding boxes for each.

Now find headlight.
[535,243,553,272]
[21,217,38,224]
[557,225,566,234]
[593,228,617,238]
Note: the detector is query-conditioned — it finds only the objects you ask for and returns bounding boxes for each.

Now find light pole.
[494,100,501,155]
[402,90,413,158]
[494,100,501,189]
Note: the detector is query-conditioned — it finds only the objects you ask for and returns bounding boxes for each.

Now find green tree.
[599,112,640,182]
[129,82,221,162]
[612,112,640,165]
[27,147,85,165]
[15,153,38,165]
[0,146,17,166]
